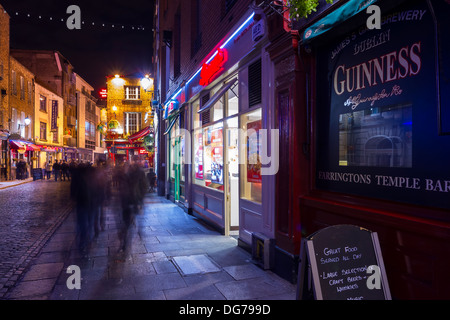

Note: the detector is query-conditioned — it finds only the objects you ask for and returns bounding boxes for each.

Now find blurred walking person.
[53,160,61,181]
[71,163,94,257]
[61,160,70,181]
[92,161,108,238]
[118,161,148,253]
[45,160,52,180]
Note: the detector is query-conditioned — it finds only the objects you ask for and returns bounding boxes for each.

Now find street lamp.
[18,117,31,130]
[140,74,153,92]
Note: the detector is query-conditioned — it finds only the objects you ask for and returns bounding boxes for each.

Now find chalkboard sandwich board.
[32,168,43,181]
[297,224,391,300]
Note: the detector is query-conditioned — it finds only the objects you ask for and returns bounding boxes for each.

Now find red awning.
[128,126,151,143]
[26,143,41,151]
[9,140,26,150]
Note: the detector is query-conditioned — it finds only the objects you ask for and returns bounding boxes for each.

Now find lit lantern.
[108,119,120,130]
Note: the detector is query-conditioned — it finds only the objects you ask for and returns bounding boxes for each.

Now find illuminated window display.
[240,109,262,203]
[194,122,224,191]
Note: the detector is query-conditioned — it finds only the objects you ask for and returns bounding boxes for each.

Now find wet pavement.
[2,183,297,300]
[0,178,74,298]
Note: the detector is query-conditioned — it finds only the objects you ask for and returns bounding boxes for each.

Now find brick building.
[8,56,36,179]
[11,50,78,151]
[34,80,64,169]
[76,73,107,163]
[104,73,154,164]
[0,6,10,180]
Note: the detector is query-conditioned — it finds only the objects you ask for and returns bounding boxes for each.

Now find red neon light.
[199,48,228,86]
[99,89,107,99]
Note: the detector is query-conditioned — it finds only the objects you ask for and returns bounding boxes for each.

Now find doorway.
[225,116,239,236]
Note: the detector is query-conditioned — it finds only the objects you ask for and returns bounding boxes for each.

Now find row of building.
[0,6,107,181]
[152,0,450,299]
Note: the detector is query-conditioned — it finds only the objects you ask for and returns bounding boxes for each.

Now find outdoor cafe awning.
[26,143,41,152]
[10,140,41,152]
[9,140,26,151]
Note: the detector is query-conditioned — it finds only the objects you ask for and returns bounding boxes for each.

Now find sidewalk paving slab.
[4,192,297,300]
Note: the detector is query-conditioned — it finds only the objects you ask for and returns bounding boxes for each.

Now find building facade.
[34,80,64,169]
[8,56,36,179]
[11,50,78,153]
[0,6,10,181]
[75,74,106,163]
[154,0,285,264]
[104,73,154,165]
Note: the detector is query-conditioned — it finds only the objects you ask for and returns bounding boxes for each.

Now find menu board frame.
[297,224,391,300]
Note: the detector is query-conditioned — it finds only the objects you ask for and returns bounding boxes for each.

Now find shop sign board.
[297,225,391,300]
[199,49,228,86]
[187,11,265,100]
[315,0,450,211]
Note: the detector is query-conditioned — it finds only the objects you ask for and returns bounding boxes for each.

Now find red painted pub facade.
[277,0,450,299]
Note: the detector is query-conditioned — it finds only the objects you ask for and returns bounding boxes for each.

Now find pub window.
[125,112,142,135]
[125,86,141,100]
[40,95,47,112]
[339,104,412,168]
[40,122,47,140]
[28,81,32,104]
[20,76,25,100]
[11,70,17,95]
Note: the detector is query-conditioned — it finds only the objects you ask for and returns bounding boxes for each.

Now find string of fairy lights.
[5,9,150,32]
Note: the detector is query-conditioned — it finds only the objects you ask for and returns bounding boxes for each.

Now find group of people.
[71,160,153,257]
[44,159,75,181]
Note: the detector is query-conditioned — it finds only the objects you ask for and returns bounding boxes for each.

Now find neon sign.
[199,48,228,86]
[167,99,180,114]
[99,89,107,99]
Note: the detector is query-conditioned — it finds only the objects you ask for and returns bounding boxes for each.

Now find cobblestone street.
[0,180,74,297]
[1,180,297,301]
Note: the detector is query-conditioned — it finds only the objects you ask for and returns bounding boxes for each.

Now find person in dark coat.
[61,160,70,181]
[53,160,61,181]
[71,162,96,257]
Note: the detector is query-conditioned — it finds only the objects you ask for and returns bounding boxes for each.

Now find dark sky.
[1,0,154,97]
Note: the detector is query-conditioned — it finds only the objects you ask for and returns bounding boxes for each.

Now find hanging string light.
[10,10,149,31]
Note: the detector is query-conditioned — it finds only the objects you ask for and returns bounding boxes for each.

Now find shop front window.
[194,122,224,192]
[240,108,262,203]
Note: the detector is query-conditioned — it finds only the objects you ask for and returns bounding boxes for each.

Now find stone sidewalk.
[4,192,297,300]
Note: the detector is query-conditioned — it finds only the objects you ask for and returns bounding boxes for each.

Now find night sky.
[1,0,154,97]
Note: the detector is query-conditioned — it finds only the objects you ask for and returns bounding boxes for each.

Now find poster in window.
[247,119,262,183]
[195,132,203,180]
[210,128,223,185]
